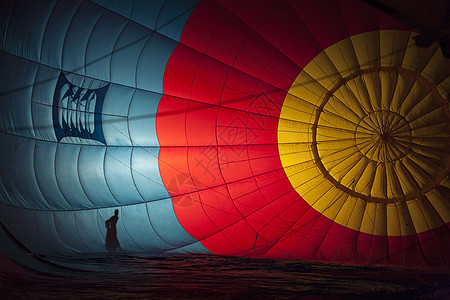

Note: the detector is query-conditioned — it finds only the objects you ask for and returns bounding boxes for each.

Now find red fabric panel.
[191,57,231,105]
[162,45,203,100]
[157,0,447,268]
[156,95,188,146]
[185,102,219,146]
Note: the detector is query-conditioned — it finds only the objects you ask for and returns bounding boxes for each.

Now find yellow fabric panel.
[441,176,450,189]
[437,77,450,97]
[404,93,439,125]
[394,159,419,195]
[402,157,430,187]
[283,93,317,116]
[401,34,439,72]
[324,37,360,78]
[387,203,401,236]
[416,197,445,230]
[361,72,382,111]
[354,160,376,195]
[278,129,310,146]
[345,198,366,232]
[305,180,335,207]
[279,104,314,125]
[426,188,450,223]
[379,30,410,67]
[322,96,361,126]
[393,202,417,235]
[345,76,374,113]
[406,200,429,233]
[421,46,450,84]
[351,31,380,68]
[278,30,448,237]
[399,82,429,117]
[339,155,368,189]
[385,162,403,199]
[390,72,414,113]
[333,86,368,119]
[334,194,355,226]
[302,52,342,90]
[312,189,347,220]
[380,71,397,110]
[373,203,387,235]
[371,164,387,198]
[360,202,378,235]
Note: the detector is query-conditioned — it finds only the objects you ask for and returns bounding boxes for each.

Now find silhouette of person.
[105,209,121,252]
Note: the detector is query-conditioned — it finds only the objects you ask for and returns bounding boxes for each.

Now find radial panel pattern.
[279,31,450,236]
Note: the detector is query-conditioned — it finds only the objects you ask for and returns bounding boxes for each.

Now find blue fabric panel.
[102,84,133,146]
[156,0,200,41]
[104,147,144,205]
[167,241,210,254]
[146,199,198,247]
[35,140,72,210]
[62,1,104,75]
[3,0,56,62]
[0,54,15,134]
[132,147,169,201]
[0,134,19,207]
[120,203,173,251]
[54,211,90,253]
[128,90,160,146]
[90,0,164,33]
[14,138,50,209]
[31,66,59,141]
[40,0,81,69]
[55,143,94,209]
[0,207,42,254]
[136,32,177,94]
[98,207,141,252]
[110,22,150,88]
[34,210,78,256]
[11,60,38,137]
[78,146,118,208]
[74,210,108,252]
[85,9,127,81]
[130,0,166,31]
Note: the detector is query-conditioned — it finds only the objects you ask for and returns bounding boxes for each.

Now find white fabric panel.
[40,0,81,69]
[104,147,144,205]
[55,143,94,209]
[110,21,150,87]
[62,1,104,75]
[128,90,160,146]
[85,9,127,81]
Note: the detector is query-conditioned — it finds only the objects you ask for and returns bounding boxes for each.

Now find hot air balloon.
[0,0,448,270]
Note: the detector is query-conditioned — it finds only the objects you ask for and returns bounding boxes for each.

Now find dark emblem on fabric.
[52,73,108,144]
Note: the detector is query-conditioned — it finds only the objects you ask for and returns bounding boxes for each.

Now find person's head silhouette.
[114,209,119,217]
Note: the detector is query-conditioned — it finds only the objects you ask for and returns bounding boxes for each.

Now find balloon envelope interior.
[0,0,449,269]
